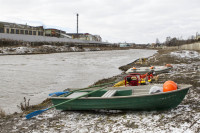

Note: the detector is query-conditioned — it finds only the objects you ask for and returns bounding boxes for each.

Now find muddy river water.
[0,49,156,114]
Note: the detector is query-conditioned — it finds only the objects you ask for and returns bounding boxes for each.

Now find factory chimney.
[77,13,79,36]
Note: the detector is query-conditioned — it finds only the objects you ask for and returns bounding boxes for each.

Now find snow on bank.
[170,50,200,59]
[15,47,34,54]
[11,105,199,133]
[0,46,103,54]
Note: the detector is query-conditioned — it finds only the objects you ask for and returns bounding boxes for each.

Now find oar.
[26,86,107,119]
[48,81,117,97]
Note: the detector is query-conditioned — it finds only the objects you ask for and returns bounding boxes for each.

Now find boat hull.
[126,66,172,75]
[51,86,190,111]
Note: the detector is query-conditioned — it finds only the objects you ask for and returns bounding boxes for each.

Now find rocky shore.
[0,49,199,133]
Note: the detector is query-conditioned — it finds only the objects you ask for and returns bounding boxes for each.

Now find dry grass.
[16,97,52,114]
[0,108,6,118]
[23,98,52,114]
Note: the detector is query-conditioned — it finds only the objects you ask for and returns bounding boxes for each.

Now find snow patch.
[170,50,200,59]
[16,47,33,54]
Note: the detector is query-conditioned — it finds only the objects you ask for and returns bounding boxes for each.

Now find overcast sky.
[0,0,200,43]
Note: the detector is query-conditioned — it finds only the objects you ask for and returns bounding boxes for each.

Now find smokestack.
[77,13,79,35]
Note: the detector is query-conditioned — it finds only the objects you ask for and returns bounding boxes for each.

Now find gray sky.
[0,0,200,43]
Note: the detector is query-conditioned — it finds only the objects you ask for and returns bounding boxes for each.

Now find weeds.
[17,97,52,114]
[17,97,30,111]
[0,108,6,118]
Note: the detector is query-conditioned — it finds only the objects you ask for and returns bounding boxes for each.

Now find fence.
[180,43,200,50]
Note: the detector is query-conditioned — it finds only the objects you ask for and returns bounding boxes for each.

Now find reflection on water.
[0,49,156,114]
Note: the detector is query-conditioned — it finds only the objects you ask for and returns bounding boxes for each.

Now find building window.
[7,29,9,33]
[33,31,36,35]
[20,30,24,34]
[11,29,14,34]
[25,30,28,35]
[38,31,41,35]
[29,31,32,35]
[41,32,43,36]
[16,29,19,34]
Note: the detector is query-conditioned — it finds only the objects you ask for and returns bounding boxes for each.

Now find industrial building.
[45,28,71,38]
[67,33,102,42]
[0,21,44,36]
[0,21,102,41]
[0,21,71,38]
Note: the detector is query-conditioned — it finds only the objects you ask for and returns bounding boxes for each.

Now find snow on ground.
[170,50,200,59]
[0,45,97,54]
[7,105,200,133]
[15,47,34,54]
[0,45,105,55]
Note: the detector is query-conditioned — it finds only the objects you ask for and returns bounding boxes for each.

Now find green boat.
[50,84,191,111]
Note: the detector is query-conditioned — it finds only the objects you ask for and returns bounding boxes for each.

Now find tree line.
[156,35,200,47]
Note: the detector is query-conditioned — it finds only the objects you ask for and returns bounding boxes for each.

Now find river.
[0,49,156,114]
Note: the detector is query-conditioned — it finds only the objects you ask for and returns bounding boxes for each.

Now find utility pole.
[77,13,79,37]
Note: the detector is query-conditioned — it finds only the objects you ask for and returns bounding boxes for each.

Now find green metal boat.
[50,84,191,111]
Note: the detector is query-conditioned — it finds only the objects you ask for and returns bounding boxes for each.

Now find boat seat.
[132,92,149,96]
[66,92,88,98]
[101,90,117,98]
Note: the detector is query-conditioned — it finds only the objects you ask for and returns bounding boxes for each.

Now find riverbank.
[0,38,151,55]
[0,45,133,55]
[0,49,199,132]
